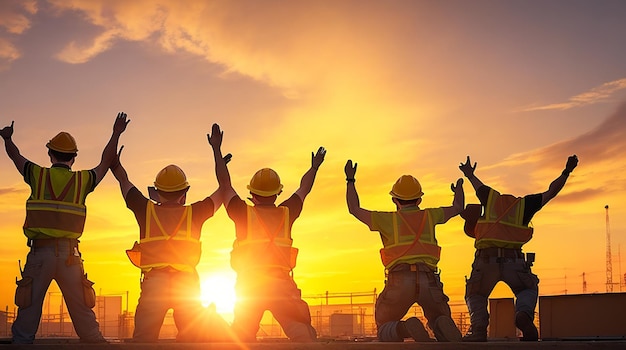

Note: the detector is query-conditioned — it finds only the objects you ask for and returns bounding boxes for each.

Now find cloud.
[522,78,626,112]
[0,187,23,196]
[0,0,37,34]
[0,0,37,68]
[55,29,120,64]
[504,100,626,166]
[45,1,402,94]
[485,100,626,201]
[0,37,20,70]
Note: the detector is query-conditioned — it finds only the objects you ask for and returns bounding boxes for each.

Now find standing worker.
[344,160,464,342]
[109,123,231,342]
[459,155,578,342]
[0,113,129,344]
[219,146,326,342]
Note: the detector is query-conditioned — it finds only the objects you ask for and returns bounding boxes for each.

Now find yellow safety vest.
[474,189,533,249]
[126,201,201,272]
[24,166,90,239]
[379,209,441,270]
[230,205,298,272]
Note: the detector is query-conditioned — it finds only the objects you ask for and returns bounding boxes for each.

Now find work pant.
[11,240,104,344]
[231,271,317,342]
[376,263,457,342]
[464,250,539,335]
[133,268,204,342]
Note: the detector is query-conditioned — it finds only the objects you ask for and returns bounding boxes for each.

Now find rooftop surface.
[3,339,626,350]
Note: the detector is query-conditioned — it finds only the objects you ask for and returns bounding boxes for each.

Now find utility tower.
[582,272,587,294]
[605,205,613,292]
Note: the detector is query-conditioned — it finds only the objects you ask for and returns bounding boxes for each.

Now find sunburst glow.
[200,272,237,322]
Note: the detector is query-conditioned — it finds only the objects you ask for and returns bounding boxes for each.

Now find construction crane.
[605,205,613,293]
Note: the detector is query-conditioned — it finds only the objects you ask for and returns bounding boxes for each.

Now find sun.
[200,272,237,322]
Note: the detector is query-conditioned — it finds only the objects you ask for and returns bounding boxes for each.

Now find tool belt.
[476,247,526,264]
[29,238,79,249]
[388,262,436,273]
[476,247,523,258]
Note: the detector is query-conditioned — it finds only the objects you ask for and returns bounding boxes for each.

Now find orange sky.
[1,0,626,318]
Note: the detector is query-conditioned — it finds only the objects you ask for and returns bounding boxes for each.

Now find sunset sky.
[1,0,626,319]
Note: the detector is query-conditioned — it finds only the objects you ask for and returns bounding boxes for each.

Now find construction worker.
[458,155,579,342]
[109,123,231,343]
[344,160,464,342]
[0,113,129,344]
[219,147,326,342]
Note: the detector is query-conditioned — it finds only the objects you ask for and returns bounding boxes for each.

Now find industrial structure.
[606,205,613,292]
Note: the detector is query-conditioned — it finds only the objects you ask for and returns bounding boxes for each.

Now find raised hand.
[0,121,14,140]
[312,146,326,170]
[207,123,223,149]
[113,112,130,134]
[565,155,578,172]
[459,156,476,177]
[451,178,463,192]
[344,160,357,179]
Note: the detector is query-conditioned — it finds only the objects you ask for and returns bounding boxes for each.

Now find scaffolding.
[1,289,473,341]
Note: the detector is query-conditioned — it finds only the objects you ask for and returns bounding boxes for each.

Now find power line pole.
[605,205,613,293]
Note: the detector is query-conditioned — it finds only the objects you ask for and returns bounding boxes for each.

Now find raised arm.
[92,112,130,185]
[1,121,28,176]
[344,160,372,227]
[441,178,464,222]
[110,146,135,198]
[541,155,578,206]
[294,146,326,201]
[459,156,484,192]
[207,123,234,210]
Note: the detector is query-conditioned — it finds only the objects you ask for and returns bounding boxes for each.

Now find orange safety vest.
[230,205,298,272]
[24,167,90,239]
[474,189,533,249]
[379,209,441,270]
[126,201,201,272]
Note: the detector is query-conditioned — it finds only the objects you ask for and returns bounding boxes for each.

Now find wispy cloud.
[0,0,37,68]
[485,100,626,201]
[0,186,27,196]
[522,78,626,112]
[0,0,36,34]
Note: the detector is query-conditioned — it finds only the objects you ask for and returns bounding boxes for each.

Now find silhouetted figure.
[344,160,464,342]
[459,155,578,342]
[218,147,326,342]
[109,123,231,342]
[1,113,129,344]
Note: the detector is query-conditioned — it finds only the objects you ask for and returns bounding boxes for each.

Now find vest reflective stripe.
[230,205,298,272]
[24,167,88,239]
[379,210,441,269]
[127,202,201,272]
[474,189,533,249]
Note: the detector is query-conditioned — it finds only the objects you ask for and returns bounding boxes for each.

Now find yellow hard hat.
[247,168,283,196]
[390,175,424,200]
[46,132,78,153]
[154,164,189,192]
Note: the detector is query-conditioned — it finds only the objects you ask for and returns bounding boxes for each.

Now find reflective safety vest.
[474,189,533,249]
[126,201,201,272]
[24,167,90,239]
[230,205,298,272]
[379,209,441,270]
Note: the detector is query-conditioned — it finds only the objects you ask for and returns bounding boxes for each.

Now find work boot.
[79,336,108,343]
[462,326,487,342]
[515,311,538,341]
[398,317,434,342]
[433,316,462,342]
